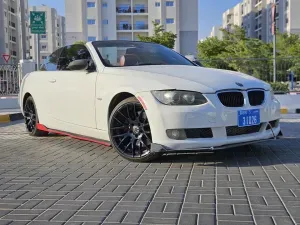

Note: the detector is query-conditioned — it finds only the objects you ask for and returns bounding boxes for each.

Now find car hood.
[119,65,270,93]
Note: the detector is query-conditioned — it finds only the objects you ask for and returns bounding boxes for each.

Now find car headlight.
[151,90,208,105]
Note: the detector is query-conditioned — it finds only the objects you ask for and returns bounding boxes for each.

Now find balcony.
[10,36,16,42]
[255,10,262,18]
[133,7,148,13]
[8,7,15,14]
[116,6,131,13]
[255,0,262,6]
[116,23,148,31]
[116,6,148,14]
[9,21,16,29]
[117,24,132,30]
[133,24,148,30]
[255,24,262,31]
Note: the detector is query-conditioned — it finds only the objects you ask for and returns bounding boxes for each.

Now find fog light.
[166,129,187,140]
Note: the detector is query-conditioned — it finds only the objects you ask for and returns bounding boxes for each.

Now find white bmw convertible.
[19,40,281,162]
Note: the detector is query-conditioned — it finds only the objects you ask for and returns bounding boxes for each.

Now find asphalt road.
[0,117,300,225]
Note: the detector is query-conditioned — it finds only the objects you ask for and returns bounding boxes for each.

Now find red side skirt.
[36,123,111,147]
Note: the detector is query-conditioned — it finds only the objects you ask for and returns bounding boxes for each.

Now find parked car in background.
[19,40,281,162]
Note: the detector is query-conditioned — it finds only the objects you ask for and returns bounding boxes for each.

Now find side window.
[57,44,93,71]
[40,48,63,71]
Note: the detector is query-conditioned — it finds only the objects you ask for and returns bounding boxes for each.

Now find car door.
[35,47,64,127]
[49,44,98,129]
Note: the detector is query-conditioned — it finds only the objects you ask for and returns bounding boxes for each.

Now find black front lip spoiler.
[150,132,283,154]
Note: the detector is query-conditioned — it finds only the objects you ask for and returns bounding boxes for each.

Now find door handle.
[49,79,56,83]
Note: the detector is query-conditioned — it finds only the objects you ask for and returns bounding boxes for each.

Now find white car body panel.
[19,41,281,153]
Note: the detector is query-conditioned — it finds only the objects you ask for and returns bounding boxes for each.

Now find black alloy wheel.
[109,97,160,162]
[24,96,48,136]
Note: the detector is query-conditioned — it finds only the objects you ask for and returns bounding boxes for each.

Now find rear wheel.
[24,96,48,136]
[108,97,160,162]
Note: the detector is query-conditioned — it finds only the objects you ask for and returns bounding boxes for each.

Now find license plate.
[238,109,260,127]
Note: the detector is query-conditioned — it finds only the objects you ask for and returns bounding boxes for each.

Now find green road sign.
[30,11,46,34]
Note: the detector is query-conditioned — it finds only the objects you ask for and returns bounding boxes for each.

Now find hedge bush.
[269,82,289,92]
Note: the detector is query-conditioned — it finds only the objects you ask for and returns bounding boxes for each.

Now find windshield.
[92,41,195,67]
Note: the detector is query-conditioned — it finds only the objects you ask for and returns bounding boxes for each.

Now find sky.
[28,0,243,40]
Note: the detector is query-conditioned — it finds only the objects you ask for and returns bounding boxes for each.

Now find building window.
[42,56,47,59]
[41,34,47,39]
[166,18,174,24]
[103,36,108,40]
[166,1,174,6]
[42,45,47,50]
[87,19,96,25]
[155,2,160,7]
[88,36,96,42]
[87,2,95,7]
[5,43,8,48]
[102,2,108,7]
[102,19,108,24]
[119,37,130,40]
[155,19,160,24]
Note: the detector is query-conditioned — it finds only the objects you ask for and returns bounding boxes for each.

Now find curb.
[0,113,23,123]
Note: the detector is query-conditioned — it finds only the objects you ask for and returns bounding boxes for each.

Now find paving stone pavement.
[0,118,300,225]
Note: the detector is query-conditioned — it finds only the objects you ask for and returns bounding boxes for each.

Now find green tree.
[197,37,231,69]
[137,21,177,49]
[197,25,273,80]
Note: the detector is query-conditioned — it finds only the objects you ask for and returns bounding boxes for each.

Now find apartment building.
[29,6,66,64]
[221,0,300,43]
[65,0,198,55]
[210,25,223,39]
[0,0,30,64]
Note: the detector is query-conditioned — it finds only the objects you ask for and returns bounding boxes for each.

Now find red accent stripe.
[36,123,111,146]
[137,96,148,110]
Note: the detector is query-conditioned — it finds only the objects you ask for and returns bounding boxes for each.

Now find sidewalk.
[0,96,22,123]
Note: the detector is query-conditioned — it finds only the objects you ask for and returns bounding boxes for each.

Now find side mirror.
[67,59,88,71]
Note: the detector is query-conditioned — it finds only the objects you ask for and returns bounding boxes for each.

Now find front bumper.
[136,90,281,152]
[150,134,281,153]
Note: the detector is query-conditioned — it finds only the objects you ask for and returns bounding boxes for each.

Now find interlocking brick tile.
[51,210,77,222]
[34,210,61,221]
[141,217,177,224]
[122,212,144,224]
[1,121,300,224]
[218,215,253,222]
[197,214,216,225]
[234,204,252,215]
[273,216,295,225]
[104,211,127,223]
[178,213,197,225]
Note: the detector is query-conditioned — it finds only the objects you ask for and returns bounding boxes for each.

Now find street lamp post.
[272,1,277,82]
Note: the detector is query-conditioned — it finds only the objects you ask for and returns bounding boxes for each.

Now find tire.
[108,97,161,162]
[24,96,48,137]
